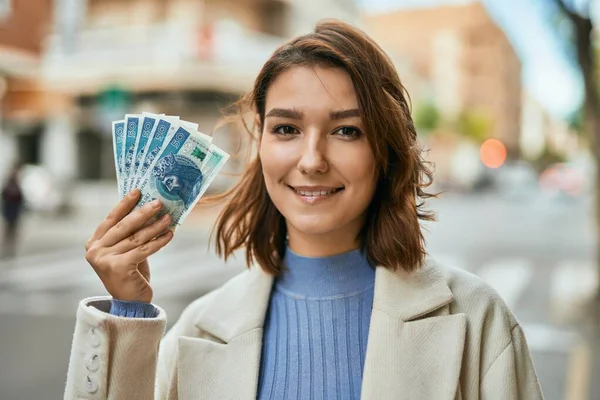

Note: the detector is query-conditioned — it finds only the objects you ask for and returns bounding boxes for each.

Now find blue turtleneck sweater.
[257,248,375,400]
[109,248,376,399]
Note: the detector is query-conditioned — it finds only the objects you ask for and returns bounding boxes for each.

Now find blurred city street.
[0,0,598,398]
[0,183,597,399]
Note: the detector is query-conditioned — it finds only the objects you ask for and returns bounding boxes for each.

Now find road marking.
[550,260,597,323]
[0,243,244,315]
[0,247,90,290]
[429,253,470,271]
[5,258,91,291]
[521,323,578,354]
[476,258,533,309]
[0,247,84,267]
[152,250,245,298]
[0,240,210,292]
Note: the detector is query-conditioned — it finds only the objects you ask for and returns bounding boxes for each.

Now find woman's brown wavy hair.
[212,19,436,275]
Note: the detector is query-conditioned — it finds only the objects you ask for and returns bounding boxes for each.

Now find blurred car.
[539,162,587,197]
[490,161,539,199]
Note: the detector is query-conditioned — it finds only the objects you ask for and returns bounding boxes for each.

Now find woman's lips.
[287,185,344,205]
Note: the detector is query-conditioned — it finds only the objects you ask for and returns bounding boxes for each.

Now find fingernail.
[129,189,138,197]
[161,214,170,223]
[151,200,161,208]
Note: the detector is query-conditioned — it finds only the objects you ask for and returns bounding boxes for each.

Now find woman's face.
[259,65,377,243]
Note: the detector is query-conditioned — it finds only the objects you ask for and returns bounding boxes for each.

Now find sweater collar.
[275,247,375,299]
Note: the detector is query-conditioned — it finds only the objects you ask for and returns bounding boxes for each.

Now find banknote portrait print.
[150,153,204,208]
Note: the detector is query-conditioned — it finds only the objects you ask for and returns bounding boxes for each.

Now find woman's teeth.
[296,189,339,196]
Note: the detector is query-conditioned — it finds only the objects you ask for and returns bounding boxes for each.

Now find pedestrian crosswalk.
[477,258,535,310]
[0,238,246,290]
[0,246,596,352]
[550,260,599,323]
[0,237,246,315]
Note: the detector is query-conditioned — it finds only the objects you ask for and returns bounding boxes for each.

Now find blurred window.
[16,124,43,165]
[0,0,10,20]
[76,128,105,180]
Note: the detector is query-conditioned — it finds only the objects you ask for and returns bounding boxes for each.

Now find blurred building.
[520,89,579,162]
[4,0,360,197]
[364,1,522,156]
[0,0,59,179]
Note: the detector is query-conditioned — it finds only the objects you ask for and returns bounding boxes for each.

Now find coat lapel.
[177,267,274,400]
[361,261,467,400]
[174,259,466,399]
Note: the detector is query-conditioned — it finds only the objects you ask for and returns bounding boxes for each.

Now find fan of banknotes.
[111,112,229,230]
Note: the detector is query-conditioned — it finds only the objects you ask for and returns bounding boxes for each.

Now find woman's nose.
[297,134,328,175]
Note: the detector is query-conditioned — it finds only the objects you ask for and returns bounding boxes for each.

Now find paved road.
[424,191,596,400]
[0,190,596,399]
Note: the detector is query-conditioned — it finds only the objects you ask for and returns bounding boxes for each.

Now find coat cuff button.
[85,354,100,372]
[89,327,102,348]
[85,375,98,394]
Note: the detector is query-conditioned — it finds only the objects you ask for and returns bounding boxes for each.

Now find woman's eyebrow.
[265,108,303,119]
[330,109,360,120]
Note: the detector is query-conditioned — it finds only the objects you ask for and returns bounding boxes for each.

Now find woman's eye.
[334,126,361,139]
[272,125,299,136]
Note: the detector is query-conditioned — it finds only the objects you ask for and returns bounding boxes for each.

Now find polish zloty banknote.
[176,142,229,225]
[136,115,213,194]
[138,126,228,229]
[111,120,125,196]
[135,116,180,193]
[137,124,202,206]
[129,113,160,191]
[122,114,141,196]
[179,121,213,145]
[160,114,211,144]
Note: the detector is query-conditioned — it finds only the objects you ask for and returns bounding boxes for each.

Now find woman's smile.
[286,184,345,205]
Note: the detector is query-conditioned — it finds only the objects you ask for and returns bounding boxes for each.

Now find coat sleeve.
[480,325,544,400]
[63,296,168,400]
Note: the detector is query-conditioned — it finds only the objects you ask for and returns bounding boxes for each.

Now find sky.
[359,0,596,119]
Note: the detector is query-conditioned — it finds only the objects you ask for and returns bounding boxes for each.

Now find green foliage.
[567,107,585,135]
[454,109,493,144]
[531,146,567,172]
[596,46,600,93]
[414,102,441,134]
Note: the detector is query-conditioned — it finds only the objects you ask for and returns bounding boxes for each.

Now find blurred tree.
[567,106,585,135]
[551,0,599,296]
[414,102,441,135]
[454,109,493,144]
[597,46,600,84]
[532,147,567,172]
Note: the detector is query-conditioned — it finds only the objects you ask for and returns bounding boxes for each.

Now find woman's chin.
[287,217,336,237]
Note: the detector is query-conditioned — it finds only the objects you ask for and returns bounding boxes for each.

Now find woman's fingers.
[110,213,172,255]
[83,191,174,303]
[100,199,163,248]
[86,189,140,250]
[123,230,174,266]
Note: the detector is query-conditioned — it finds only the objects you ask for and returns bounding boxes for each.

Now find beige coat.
[64,260,544,400]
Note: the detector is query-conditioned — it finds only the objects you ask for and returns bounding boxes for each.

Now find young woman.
[65,20,543,400]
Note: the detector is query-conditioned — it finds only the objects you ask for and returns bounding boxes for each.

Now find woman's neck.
[277,246,374,298]
[286,223,362,257]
